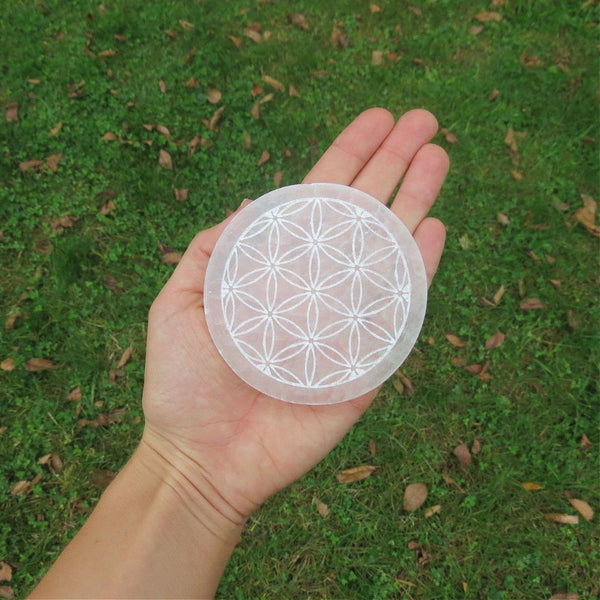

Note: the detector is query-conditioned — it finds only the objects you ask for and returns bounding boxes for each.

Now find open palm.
[141,108,449,519]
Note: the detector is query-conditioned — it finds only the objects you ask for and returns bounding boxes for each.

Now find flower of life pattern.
[221,197,411,388]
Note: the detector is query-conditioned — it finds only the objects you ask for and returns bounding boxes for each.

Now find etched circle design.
[205,183,427,405]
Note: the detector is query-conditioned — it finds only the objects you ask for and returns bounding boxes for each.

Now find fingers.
[390,143,449,233]
[350,109,439,202]
[303,108,395,185]
[413,217,446,287]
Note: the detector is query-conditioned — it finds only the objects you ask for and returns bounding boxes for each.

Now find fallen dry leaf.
[520,52,544,68]
[174,188,188,202]
[46,153,62,173]
[440,128,458,144]
[244,28,261,43]
[1,358,15,371]
[453,443,472,470]
[488,88,500,101]
[259,93,274,105]
[549,593,578,600]
[25,358,59,372]
[392,371,414,396]
[573,194,600,237]
[98,48,117,57]
[0,562,12,582]
[471,439,481,455]
[445,333,466,348]
[568,497,594,521]
[336,465,376,484]
[313,496,330,518]
[474,11,503,22]
[51,215,77,232]
[403,482,428,511]
[158,79,167,93]
[407,540,429,564]
[511,169,524,181]
[162,251,182,265]
[256,151,270,167]
[203,106,225,132]
[273,170,283,187]
[6,103,19,123]
[371,50,384,66]
[545,513,579,525]
[207,86,222,104]
[368,439,376,456]
[485,330,505,350]
[179,19,195,30]
[261,75,284,92]
[156,124,171,139]
[469,25,484,35]
[443,473,465,492]
[91,469,116,489]
[228,35,243,49]
[370,3,382,13]
[288,84,301,98]
[158,149,173,170]
[100,199,116,215]
[522,482,543,490]
[11,474,41,496]
[0,585,14,599]
[289,13,310,30]
[49,122,63,136]
[68,386,82,402]
[38,452,63,473]
[580,433,592,450]
[520,298,545,310]
[425,504,441,518]
[19,159,44,173]
[492,284,506,305]
[251,101,260,120]
[117,345,133,369]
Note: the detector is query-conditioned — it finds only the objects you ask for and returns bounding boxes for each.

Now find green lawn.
[1,1,598,598]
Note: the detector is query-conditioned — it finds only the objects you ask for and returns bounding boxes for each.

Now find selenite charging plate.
[204,183,427,405]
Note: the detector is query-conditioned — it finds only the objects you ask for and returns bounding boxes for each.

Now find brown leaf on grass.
[46,153,62,172]
[11,474,41,496]
[25,358,59,372]
[567,309,581,331]
[392,371,414,396]
[251,83,263,97]
[256,150,270,167]
[117,345,133,369]
[6,103,19,122]
[0,562,12,582]
[469,25,484,35]
[289,13,310,30]
[0,585,14,599]
[407,540,429,564]
[19,159,44,173]
[5,311,22,331]
[179,19,194,30]
[580,433,592,450]
[520,52,544,68]
[273,170,283,187]
[251,101,260,120]
[51,215,76,232]
[496,214,509,229]
[243,130,251,150]
[442,473,465,492]
[453,443,472,470]
[100,199,116,215]
[492,285,506,305]
[38,452,63,473]
[471,439,481,455]
[573,194,600,237]
[518,279,526,297]
[98,48,117,57]
[47,123,63,139]
[568,497,594,521]
[259,92,275,105]
[368,439,376,456]
[520,298,545,309]
[474,11,503,22]
[183,76,199,88]
[162,251,182,265]
[371,50,384,66]
[504,128,526,165]
[511,169,524,181]
[445,333,466,348]
[174,188,188,202]
[261,75,285,92]
[403,483,428,511]
[68,386,82,401]
[91,469,116,490]
[485,330,505,350]
[549,593,578,600]
[228,35,243,49]
[336,465,376,484]
[188,135,209,155]
[451,355,467,367]
[370,3,382,13]
[1,359,15,371]
[549,279,561,288]
[488,88,500,101]
[207,86,222,104]
[313,496,330,518]
[544,513,579,525]
[158,149,172,170]
[203,106,225,132]
[522,482,543,490]
[244,28,261,43]
[156,125,171,139]
[425,504,441,518]
[158,79,167,93]
[440,128,458,144]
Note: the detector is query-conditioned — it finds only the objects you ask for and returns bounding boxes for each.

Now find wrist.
[138,426,248,542]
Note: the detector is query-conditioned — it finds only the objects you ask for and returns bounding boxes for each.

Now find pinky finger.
[413,217,446,288]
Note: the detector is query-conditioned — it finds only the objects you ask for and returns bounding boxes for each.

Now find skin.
[30,108,449,599]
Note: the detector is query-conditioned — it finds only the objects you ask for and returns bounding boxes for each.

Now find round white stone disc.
[204,183,427,404]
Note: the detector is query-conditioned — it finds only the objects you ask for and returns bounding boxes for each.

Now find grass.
[1,0,598,598]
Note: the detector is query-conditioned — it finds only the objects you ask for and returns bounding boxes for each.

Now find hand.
[141,108,449,525]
